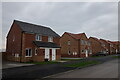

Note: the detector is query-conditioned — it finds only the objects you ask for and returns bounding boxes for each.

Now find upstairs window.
[88,41,91,46]
[36,34,42,41]
[81,40,85,45]
[48,36,53,42]
[68,40,71,45]
[25,48,32,57]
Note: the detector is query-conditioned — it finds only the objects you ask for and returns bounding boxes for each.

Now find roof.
[33,41,61,48]
[90,37,101,43]
[14,20,60,37]
[65,32,85,39]
[100,39,110,44]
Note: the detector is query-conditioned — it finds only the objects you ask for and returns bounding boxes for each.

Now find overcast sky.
[2,2,118,49]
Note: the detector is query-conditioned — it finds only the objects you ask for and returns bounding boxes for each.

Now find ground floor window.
[35,48,38,55]
[68,50,71,55]
[25,48,32,57]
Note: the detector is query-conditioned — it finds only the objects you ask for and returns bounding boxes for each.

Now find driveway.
[49,59,119,78]
[2,60,34,69]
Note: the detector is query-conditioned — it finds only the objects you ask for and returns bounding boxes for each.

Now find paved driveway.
[2,60,34,69]
[49,59,119,78]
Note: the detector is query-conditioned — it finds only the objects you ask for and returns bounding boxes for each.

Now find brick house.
[89,37,108,54]
[108,41,120,54]
[99,39,116,54]
[112,41,120,54]
[60,32,92,58]
[6,20,61,62]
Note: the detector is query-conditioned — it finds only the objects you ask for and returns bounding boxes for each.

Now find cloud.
[2,2,118,49]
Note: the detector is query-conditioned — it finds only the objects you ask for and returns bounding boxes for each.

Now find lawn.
[112,56,120,59]
[24,61,60,65]
[61,58,82,61]
[63,60,100,68]
[91,56,106,58]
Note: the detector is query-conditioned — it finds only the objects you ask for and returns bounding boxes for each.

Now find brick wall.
[6,22,22,61]
[89,38,102,54]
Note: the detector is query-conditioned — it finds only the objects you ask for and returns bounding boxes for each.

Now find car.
[92,52,108,56]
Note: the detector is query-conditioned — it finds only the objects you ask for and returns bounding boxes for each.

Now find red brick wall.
[89,38,102,54]
[22,33,61,62]
[60,33,91,58]
[60,33,79,58]
[100,39,110,54]
[6,22,60,62]
[6,22,22,61]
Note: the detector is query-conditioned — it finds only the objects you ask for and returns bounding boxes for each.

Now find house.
[109,41,120,54]
[89,37,107,54]
[60,32,92,58]
[6,20,61,62]
[99,39,116,54]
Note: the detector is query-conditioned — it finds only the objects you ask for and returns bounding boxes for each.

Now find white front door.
[52,49,56,61]
[86,50,88,57]
[45,48,50,60]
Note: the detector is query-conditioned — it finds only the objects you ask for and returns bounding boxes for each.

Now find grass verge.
[24,61,60,65]
[61,59,82,61]
[112,56,120,59]
[63,61,100,68]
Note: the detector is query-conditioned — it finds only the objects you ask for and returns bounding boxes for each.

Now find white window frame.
[35,48,38,55]
[13,36,15,42]
[81,50,84,53]
[25,48,32,57]
[68,40,71,45]
[48,36,53,42]
[36,34,42,41]
[68,50,71,55]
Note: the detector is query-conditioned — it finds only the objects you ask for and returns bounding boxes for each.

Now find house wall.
[60,33,91,58]
[100,39,110,54]
[21,33,60,62]
[60,33,79,58]
[6,23,22,61]
[89,38,102,54]
[6,22,60,62]
[80,34,91,57]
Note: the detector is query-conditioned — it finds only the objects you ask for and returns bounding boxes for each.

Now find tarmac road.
[50,59,119,78]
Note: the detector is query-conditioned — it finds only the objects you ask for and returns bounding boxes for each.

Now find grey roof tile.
[33,41,60,48]
[14,20,60,37]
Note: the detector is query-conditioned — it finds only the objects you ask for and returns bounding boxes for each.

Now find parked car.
[92,52,108,56]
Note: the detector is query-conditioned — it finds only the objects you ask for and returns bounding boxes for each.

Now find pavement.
[2,60,34,69]
[48,59,119,78]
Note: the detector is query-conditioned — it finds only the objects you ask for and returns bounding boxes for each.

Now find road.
[49,59,119,78]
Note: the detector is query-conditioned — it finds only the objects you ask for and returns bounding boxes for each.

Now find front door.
[85,50,88,57]
[45,48,50,60]
[52,49,56,61]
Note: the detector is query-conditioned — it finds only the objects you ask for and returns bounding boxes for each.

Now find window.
[81,40,84,45]
[15,54,19,57]
[48,36,53,42]
[13,36,15,42]
[36,34,42,41]
[68,50,71,55]
[25,48,32,57]
[81,50,84,53]
[35,48,38,55]
[88,41,91,46]
[68,41,71,45]
[90,50,92,54]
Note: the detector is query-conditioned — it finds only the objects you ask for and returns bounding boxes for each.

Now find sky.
[1,2,118,50]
